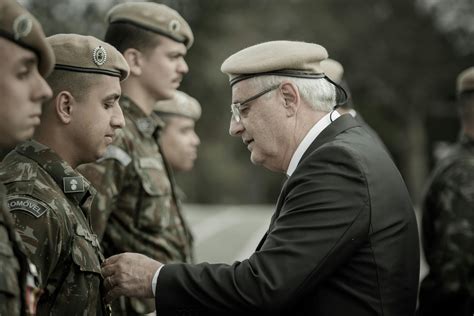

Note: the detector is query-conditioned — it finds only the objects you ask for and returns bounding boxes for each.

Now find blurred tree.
[20,0,474,205]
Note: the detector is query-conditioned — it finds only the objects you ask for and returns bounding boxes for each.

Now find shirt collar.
[120,95,163,138]
[286,111,340,177]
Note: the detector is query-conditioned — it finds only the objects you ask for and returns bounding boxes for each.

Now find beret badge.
[13,14,32,40]
[169,19,181,33]
[93,45,107,66]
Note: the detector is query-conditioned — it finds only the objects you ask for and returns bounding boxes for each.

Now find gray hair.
[247,75,336,112]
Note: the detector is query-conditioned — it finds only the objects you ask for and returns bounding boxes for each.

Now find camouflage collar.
[15,140,96,206]
[120,95,164,138]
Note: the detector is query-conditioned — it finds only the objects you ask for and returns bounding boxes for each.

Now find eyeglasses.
[230,84,280,122]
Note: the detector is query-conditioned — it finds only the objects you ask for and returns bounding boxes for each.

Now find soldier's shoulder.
[0,151,39,184]
[433,155,474,192]
[97,143,132,167]
[1,156,66,219]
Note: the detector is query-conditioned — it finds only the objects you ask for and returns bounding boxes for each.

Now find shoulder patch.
[98,145,132,167]
[7,196,49,218]
[139,157,163,170]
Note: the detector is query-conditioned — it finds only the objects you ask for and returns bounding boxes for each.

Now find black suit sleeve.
[156,144,370,314]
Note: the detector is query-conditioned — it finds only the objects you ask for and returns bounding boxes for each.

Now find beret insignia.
[169,19,180,33]
[93,45,107,66]
[13,14,32,40]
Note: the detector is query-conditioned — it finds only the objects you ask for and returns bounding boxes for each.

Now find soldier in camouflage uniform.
[154,91,201,212]
[419,66,474,316]
[77,3,194,315]
[321,58,388,151]
[0,34,129,315]
[0,0,54,314]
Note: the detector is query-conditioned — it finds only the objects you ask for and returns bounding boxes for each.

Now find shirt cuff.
[152,265,164,296]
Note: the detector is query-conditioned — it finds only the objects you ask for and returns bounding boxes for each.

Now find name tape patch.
[7,196,49,218]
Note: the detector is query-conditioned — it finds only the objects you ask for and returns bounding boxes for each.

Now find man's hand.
[101,252,163,303]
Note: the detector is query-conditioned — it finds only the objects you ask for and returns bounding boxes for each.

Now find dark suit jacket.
[155,115,420,315]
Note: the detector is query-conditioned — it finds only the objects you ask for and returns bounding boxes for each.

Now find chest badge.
[63,176,85,193]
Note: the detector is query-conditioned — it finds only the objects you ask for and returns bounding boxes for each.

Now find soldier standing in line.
[153,91,201,255]
[0,34,129,315]
[419,66,474,316]
[321,58,387,149]
[0,0,53,314]
[154,90,201,174]
[78,3,194,315]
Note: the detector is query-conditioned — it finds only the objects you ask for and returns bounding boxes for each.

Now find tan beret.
[321,59,344,84]
[221,40,328,86]
[47,34,129,81]
[0,0,54,77]
[457,66,474,94]
[106,2,193,49]
[154,90,201,121]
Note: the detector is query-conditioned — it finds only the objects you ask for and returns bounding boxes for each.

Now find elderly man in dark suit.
[102,40,420,316]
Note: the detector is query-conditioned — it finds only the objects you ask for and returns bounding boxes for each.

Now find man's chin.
[156,89,176,101]
[13,127,35,144]
[250,153,263,166]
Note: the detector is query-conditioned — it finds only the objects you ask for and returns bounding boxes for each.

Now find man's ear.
[55,91,75,124]
[280,82,300,117]
[123,48,143,76]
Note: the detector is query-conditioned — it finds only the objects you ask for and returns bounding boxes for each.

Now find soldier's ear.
[55,91,75,124]
[122,48,143,77]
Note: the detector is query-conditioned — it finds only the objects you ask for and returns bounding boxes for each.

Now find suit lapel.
[256,177,289,250]
[255,114,360,251]
[300,114,359,163]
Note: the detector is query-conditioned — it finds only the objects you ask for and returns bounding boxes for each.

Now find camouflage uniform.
[78,96,194,315]
[0,182,40,316]
[0,140,107,316]
[419,134,474,316]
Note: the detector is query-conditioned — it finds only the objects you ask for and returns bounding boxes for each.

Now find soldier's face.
[71,75,124,163]
[0,38,52,147]
[140,36,188,101]
[160,116,200,172]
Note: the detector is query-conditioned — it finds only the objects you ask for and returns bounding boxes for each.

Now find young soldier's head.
[154,91,201,172]
[0,0,54,147]
[105,2,193,111]
[36,34,129,167]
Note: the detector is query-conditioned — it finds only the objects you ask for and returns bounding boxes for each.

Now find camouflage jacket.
[78,96,194,314]
[0,182,33,316]
[0,140,106,316]
[421,134,474,297]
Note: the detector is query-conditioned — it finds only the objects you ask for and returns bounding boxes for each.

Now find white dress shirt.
[286,110,340,177]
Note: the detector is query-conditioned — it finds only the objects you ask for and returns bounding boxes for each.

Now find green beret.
[47,34,129,81]
[106,2,193,49]
[221,40,328,86]
[154,90,201,121]
[457,66,474,94]
[321,58,344,84]
[0,0,55,77]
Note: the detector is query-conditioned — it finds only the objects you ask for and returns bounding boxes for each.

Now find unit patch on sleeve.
[7,196,49,218]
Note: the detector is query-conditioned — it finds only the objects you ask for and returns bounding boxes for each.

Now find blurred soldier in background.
[153,91,201,261]
[0,34,128,315]
[0,0,53,314]
[77,2,194,315]
[321,58,387,150]
[154,90,201,173]
[419,66,474,316]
